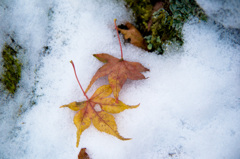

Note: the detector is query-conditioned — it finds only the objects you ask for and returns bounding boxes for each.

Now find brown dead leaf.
[78,148,90,159]
[118,22,147,50]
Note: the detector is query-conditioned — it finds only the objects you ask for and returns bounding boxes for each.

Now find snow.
[0,0,239,159]
[197,0,240,28]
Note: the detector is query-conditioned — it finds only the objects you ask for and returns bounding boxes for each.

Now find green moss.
[124,0,153,34]
[124,0,207,54]
[1,44,22,94]
[146,8,184,53]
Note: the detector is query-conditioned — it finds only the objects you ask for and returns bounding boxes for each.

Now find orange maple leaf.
[85,53,149,102]
[61,61,138,147]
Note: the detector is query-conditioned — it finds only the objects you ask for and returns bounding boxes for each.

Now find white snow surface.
[197,0,240,28]
[0,0,240,159]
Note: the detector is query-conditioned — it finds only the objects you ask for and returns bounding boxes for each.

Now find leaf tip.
[76,131,81,148]
[115,133,131,141]
[60,105,67,108]
[93,54,108,63]
[121,137,131,141]
[133,103,140,108]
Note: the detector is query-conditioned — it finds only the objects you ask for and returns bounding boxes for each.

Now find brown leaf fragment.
[147,2,164,31]
[118,22,147,50]
[78,148,90,159]
[85,53,149,101]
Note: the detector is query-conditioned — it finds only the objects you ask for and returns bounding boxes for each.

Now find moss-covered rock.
[1,43,22,94]
[124,0,207,54]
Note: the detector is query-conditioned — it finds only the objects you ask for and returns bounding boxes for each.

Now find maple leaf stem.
[114,19,123,60]
[70,60,90,101]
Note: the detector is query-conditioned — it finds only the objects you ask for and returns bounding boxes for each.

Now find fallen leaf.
[78,148,90,159]
[61,85,139,147]
[118,22,147,50]
[85,53,149,102]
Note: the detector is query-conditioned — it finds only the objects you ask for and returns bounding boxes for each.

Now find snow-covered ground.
[0,0,239,158]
